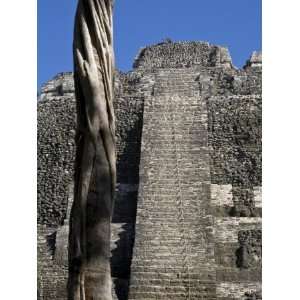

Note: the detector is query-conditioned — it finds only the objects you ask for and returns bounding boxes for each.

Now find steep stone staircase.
[128,69,216,300]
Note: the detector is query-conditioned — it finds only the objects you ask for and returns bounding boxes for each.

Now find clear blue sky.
[38,0,261,89]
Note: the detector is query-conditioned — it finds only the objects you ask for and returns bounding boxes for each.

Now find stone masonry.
[37,41,262,300]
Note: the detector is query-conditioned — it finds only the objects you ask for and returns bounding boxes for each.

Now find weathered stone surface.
[37,96,76,226]
[133,41,233,69]
[38,72,74,102]
[37,41,262,300]
[216,282,261,300]
[236,230,262,269]
[244,51,262,69]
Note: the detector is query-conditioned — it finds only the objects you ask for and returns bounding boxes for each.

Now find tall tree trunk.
[68,1,116,299]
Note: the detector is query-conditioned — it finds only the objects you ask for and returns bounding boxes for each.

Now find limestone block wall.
[207,74,262,299]
[208,95,261,187]
[37,41,262,300]
[37,96,76,226]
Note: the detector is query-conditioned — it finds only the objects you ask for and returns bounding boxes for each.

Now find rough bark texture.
[68,1,116,300]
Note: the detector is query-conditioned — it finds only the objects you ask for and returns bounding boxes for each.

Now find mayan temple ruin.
[37,41,262,300]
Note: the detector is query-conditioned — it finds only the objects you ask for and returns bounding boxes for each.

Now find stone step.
[128,287,216,298]
[136,218,210,224]
[129,296,216,300]
[138,190,209,195]
[134,224,213,230]
[134,223,212,230]
[130,277,216,285]
[130,252,207,259]
[135,218,212,224]
[137,204,209,210]
[133,239,214,247]
[142,157,208,163]
[141,131,208,137]
[131,269,216,285]
[137,200,211,206]
[143,105,206,110]
[134,232,212,238]
[131,253,214,261]
[155,81,199,85]
[136,205,209,211]
[129,292,216,300]
[137,211,204,217]
[129,285,214,294]
[134,230,213,237]
[133,240,212,247]
[141,185,210,193]
[132,242,211,249]
[130,267,215,275]
[129,286,216,296]
[134,226,211,233]
[138,203,209,209]
[141,180,210,185]
[130,260,209,268]
[143,116,207,122]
